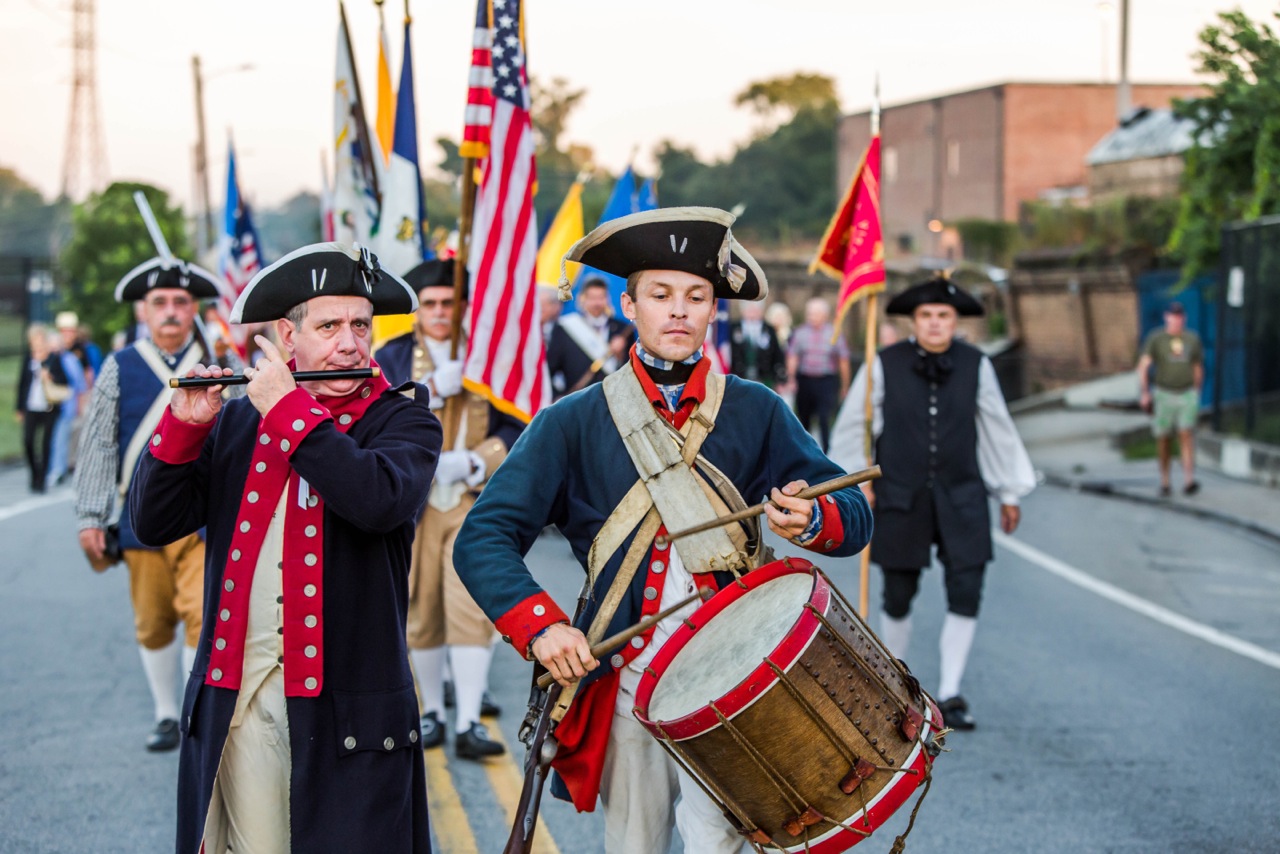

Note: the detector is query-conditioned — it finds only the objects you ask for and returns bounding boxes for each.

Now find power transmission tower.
[60,0,108,200]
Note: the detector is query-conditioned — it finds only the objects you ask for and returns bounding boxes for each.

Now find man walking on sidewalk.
[1137,302,1204,497]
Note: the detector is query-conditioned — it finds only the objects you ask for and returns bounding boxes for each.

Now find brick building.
[837,82,1203,260]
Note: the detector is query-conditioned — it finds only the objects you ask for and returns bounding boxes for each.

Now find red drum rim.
[634,557,828,741]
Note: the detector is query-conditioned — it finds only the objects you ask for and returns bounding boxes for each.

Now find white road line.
[993,530,1280,673]
[0,492,72,524]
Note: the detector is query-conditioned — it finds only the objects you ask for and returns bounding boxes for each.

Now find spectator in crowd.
[765,301,794,346]
[545,277,635,400]
[728,299,787,389]
[1137,301,1204,497]
[48,313,89,486]
[786,297,851,451]
[16,324,71,494]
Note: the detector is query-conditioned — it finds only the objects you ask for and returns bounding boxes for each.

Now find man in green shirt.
[1136,302,1204,497]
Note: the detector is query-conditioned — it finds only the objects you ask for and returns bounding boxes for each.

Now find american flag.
[460,0,495,160]
[217,143,264,359]
[464,0,547,421]
[703,298,732,374]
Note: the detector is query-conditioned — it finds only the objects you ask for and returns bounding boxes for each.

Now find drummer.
[455,207,872,854]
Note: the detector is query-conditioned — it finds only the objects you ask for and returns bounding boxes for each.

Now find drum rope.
[651,721,768,845]
[764,659,859,767]
[821,569,925,702]
[888,763,934,854]
[710,702,807,814]
[804,602,915,729]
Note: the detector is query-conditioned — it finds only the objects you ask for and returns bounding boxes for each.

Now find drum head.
[648,568,814,723]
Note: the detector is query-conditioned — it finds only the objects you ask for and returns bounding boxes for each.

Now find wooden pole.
[443,157,478,448]
[858,291,878,618]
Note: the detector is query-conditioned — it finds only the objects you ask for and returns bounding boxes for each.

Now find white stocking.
[139,640,180,722]
[878,612,913,660]
[938,612,977,701]
[410,647,447,718]
[449,645,493,732]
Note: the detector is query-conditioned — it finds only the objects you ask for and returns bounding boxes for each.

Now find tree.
[735,72,839,133]
[1169,9,1280,279]
[59,182,191,346]
[0,167,61,256]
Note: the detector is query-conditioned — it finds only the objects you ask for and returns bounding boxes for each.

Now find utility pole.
[192,55,215,256]
[60,0,108,200]
[1117,0,1132,120]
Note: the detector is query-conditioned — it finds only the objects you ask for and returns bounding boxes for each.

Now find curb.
[1039,470,1280,546]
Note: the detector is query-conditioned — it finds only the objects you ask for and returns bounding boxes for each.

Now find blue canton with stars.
[489,0,528,107]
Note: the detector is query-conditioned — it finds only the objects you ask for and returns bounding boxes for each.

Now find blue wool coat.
[454,361,872,806]
[130,384,440,854]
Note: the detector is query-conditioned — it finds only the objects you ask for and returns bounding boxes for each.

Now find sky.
[3,0,1276,212]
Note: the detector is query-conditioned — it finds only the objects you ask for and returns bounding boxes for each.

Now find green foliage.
[735,73,839,132]
[0,167,63,256]
[0,355,19,462]
[58,182,191,348]
[952,218,1021,266]
[1170,8,1280,280]
[1019,196,1180,260]
[655,75,841,244]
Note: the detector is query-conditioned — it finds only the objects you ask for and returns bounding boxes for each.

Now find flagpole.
[858,76,882,619]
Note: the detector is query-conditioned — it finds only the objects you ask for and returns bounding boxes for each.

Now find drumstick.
[169,367,380,389]
[535,591,704,690]
[656,465,882,548]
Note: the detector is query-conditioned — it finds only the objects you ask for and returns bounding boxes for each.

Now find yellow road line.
[424,747,480,854]
[484,725,564,854]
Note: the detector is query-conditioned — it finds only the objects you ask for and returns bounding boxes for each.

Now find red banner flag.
[810,134,885,329]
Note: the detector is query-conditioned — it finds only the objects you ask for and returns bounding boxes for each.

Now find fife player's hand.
[245,335,297,417]
[531,623,597,688]
[170,364,233,424]
[765,480,813,540]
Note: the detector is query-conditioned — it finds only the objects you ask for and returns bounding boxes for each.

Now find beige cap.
[55,311,79,329]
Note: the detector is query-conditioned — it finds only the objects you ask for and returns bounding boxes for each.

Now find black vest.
[871,339,992,569]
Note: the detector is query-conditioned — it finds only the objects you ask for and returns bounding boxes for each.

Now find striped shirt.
[788,323,849,377]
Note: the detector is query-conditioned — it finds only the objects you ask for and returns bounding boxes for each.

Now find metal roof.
[1086,107,1196,166]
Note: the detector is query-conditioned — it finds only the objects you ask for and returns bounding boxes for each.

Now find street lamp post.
[191,56,254,258]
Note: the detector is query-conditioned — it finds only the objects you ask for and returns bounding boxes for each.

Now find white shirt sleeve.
[975,356,1036,505]
[828,356,884,473]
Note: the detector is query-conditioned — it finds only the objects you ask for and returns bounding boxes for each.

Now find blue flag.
[570,166,657,317]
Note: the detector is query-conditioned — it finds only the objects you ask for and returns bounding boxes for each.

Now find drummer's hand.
[246,335,297,417]
[531,623,597,688]
[765,480,813,540]
[170,364,233,424]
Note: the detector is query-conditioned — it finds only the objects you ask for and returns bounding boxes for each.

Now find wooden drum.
[633,558,944,852]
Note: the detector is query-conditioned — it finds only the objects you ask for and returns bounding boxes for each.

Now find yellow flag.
[374,11,395,165]
[536,182,584,288]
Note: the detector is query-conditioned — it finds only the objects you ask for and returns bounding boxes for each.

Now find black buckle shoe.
[146,718,180,752]
[455,723,505,760]
[420,712,445,749]
[938,696,976,731]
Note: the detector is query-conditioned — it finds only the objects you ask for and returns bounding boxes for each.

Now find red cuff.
[495,591,570,660]
[262,389,332,457]
[803,493,846,554]
[149,409,215,464]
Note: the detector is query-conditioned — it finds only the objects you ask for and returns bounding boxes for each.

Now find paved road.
[1,467,1277,853]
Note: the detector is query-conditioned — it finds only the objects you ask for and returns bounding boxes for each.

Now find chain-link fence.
[1216,217,1280,441]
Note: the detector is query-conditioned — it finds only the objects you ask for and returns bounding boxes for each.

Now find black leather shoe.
[481,691,501,718]
[455,723,505,760]
[938,696,976,731]
[420,712,445,749]
[146,718,180,752]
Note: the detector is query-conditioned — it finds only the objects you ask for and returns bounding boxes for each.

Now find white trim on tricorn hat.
[886,273,984,317]
[114,257,222,303]
[558,206,767,302]
[230,242,417,323]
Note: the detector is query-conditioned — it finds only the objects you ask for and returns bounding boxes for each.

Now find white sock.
[938,612,978,701]
[181,645,197,679]
[879,612,913,660]
[139,641,180,722]
[449,645,493,732]
[410,647,447,718]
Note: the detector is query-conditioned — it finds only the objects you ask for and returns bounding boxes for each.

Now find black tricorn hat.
[231,243,417,323]
[404,258,466,300]
[559,206,767,302]
[114,257,222,303]
[886,274,984,317]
